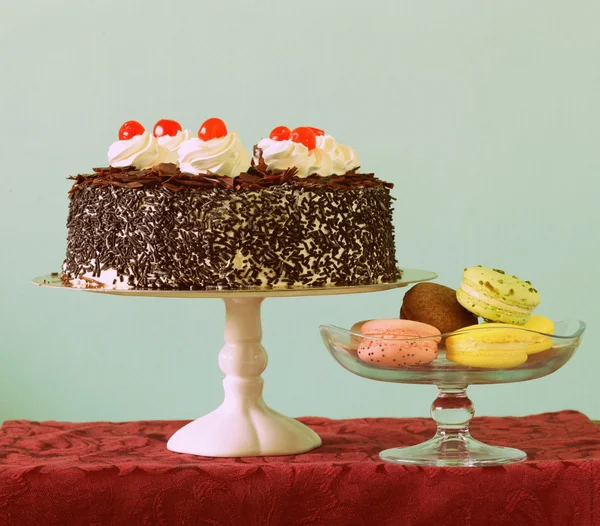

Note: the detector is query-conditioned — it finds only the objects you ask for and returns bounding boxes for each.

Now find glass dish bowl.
[320,320,586,467]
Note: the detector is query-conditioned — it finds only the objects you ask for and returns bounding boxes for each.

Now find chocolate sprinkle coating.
[63,183,399,290]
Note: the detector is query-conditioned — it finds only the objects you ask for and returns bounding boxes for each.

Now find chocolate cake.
[62,119,399,290]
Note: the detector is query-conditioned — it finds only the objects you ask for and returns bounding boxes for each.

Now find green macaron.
[456,266,541,325]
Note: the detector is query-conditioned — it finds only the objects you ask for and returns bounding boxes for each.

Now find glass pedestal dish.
[320,320,586,467]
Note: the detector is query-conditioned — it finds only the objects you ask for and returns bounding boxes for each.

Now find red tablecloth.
[1,411,599,525]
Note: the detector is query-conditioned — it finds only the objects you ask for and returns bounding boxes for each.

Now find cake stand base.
[379,387,527,467]
[167,400,320,457]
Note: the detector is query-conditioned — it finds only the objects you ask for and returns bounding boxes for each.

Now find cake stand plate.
[33,268,436,457]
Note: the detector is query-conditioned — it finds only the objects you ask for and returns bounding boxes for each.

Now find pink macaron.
[357,319,442,367]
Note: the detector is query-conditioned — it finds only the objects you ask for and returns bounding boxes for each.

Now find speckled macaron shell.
[357,319,441,367]
[445,322,553,369]
[456,267,541,325]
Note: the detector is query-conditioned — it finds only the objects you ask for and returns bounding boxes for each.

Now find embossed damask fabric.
[1,411,599,525]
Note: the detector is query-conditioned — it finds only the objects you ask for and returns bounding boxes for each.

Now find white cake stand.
[32,268,436,457]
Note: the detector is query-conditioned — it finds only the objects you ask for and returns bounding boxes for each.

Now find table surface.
[1,411,600,526]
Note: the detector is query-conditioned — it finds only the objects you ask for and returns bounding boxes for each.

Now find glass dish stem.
[379,387,528,467]
[432,387,473,439]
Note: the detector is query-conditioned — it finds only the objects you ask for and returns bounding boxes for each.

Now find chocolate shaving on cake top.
[67,160,393,197]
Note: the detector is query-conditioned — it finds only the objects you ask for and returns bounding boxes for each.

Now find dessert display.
[357,319,441,367]
[350,265,562,370]
[63,119,400,290]
[400,282,477,334]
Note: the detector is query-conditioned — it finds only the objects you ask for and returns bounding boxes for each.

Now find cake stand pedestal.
[33,268,436,457]
[169,296,318,457]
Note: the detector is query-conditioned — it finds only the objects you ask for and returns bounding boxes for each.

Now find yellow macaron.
[445,322,554,369]
[522,315,555,335]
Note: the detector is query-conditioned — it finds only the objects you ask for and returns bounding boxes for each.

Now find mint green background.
[1,1,598,423]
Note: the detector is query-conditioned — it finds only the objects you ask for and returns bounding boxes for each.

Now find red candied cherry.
[308,127,325,137]
[269,125,291,141]
[153,119,182,138]
[198,117,228,141]
[290,126,317,151]
[118,120,145,141]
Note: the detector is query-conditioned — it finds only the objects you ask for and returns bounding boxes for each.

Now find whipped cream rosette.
[107,118,251,177]
[316,134,360,174]
[108,119,195,169]
[152,119,193,164]
[254,138,315,178]
[178,131,251,177]
[108,130,166,170]
[253,126,360,177]
[157,129,193,164]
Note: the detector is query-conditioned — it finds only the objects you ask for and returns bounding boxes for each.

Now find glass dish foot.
[380,434,526,467]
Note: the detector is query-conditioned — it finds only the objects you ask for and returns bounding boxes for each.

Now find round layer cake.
[62,119,399,290]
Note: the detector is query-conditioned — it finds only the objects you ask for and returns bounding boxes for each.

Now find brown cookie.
[400,282,478,335]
